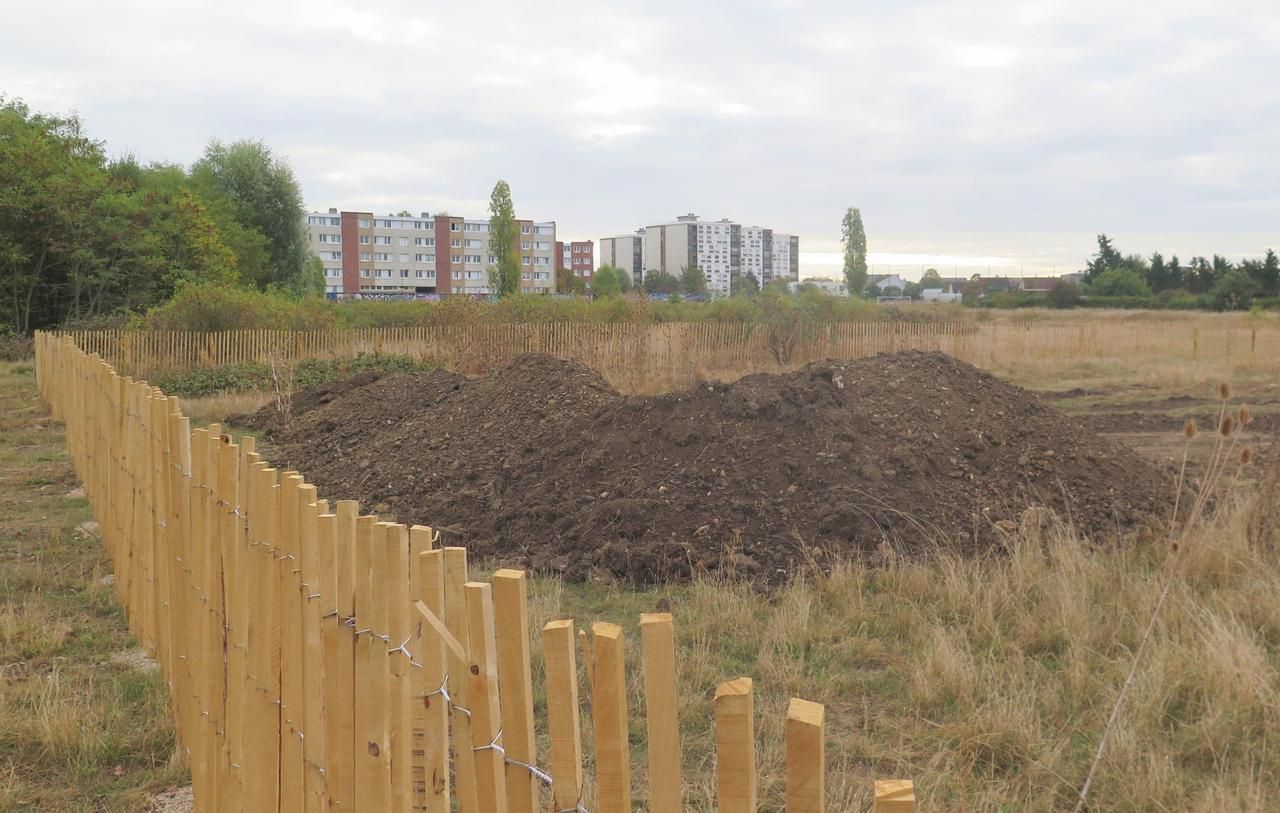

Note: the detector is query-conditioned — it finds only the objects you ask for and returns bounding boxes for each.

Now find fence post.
[786,699,824,813]
[592,622,631,813]
[542,620,583,812]
[387,523,414,813]
[416,548,450,813]
[715,677,756,813]
[640,613,681,813]
[326,500,359,812]
[444,547,480,813]
[353,516,389,810]
[874,780,915,812]
[493,570,538,813]
[464,582,508,813]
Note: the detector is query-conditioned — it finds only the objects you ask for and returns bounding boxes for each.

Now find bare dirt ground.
[240,351,1180,583]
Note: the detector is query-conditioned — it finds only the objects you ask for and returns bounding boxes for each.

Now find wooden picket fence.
[57,319,1280,395]
[35,330,918,812]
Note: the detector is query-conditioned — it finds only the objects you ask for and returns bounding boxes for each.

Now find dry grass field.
[4,310,1280,812]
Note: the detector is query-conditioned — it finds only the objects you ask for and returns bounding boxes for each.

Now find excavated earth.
[240,352,1179,583]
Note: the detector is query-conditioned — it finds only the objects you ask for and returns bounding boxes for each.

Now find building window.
[451,271,462,280]
[450,222,461,231]
[520,225,531,234]
[521,256,530,265]
[400,269,410,278]
[451,239,462,248]
[399,253,410,262]
[451,254,462,264]
[359,235,370,244]
[465,239,482,248]
[399,237,409,246]
[361,268,371,277]
[361,252,372,261]
[415,254,434,263]
[359,218,371,228]
[521,241,531,250]
[415,237,434,246]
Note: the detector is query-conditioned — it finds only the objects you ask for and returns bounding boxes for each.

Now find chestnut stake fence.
[35,331,916,813]
[54,319,1280,394]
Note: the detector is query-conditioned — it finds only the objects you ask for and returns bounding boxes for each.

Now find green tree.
[731,272,760,298]
[1047,281,1083,309]
[1085,234,1123,281]
[191,139,316,295]
[486,180,520,297]
[1088,268,1152,297]
[556,265,585,295]
[1210,268,1258,311]
[680,265,708,296]
[920,268,943,290]
[0,98,112,334]
[841,208,868,295]
[1187,257,1215,294]
[1260,249,1280,296]
[643,270,680,295]
[1147,251,1181,292]
[616,266,633,293]
[592,266,621,298]
[902,281,923,300]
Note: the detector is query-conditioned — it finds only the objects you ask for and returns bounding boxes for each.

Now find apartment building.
[612,214,799,296]
[305,208,557,296]
[598,230,647,288]
[555,240,595,286]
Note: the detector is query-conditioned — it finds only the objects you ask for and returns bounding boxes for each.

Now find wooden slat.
[386,524,413,813]
[874,780,915,813]
[592,622,630,813]
[416,550,450,813]
[640,613,681,813]
[542,620,582,812]
[493,570,537,813]
[465,582,508,813]
[786,699,824,813]
[715,677,756,813]
[444,547,479,813]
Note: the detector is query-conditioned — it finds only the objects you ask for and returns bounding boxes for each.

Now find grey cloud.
[2,0,1277,270]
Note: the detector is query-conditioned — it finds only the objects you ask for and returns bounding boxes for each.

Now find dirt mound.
[257,352,1178,583]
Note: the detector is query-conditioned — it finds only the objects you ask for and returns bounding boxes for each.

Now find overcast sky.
[3,0,1277,278]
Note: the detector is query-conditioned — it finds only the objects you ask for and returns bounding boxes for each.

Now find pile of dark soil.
[244,352,1178,583]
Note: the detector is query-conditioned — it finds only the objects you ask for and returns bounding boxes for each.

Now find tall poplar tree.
[487,180,520,297]
[841,207,867,296]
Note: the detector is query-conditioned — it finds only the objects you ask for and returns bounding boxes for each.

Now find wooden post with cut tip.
[640,612,681,813]
[785,698,824,813]
[715,676,756,813]
[493,570,537,813]
[592,622,631,813]
[542,619,583,812]
[874,779,915,813]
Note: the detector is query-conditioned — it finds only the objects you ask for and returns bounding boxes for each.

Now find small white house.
[866,273,910,292]
[789,277,849,296]
[921,288,963,303]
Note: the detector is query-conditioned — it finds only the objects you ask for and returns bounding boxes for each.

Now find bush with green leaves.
[153,353,432,397]
[1210,268,1259,311]
[1087,268,1153,298]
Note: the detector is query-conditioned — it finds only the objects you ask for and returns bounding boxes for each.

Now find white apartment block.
[305,208,557,297]
[597,230,647,288]
[611,214,799,296]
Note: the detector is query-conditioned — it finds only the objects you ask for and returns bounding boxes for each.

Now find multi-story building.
[598,230,647,288]
[611,214,799,296]
[555,240,595,288]
[305,208,557,296]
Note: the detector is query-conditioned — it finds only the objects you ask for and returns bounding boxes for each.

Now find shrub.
[153,353,431,397]
[1087,268,1152,298]
[1210,269,1259,311]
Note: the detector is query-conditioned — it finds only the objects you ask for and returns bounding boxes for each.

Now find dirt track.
[240,351,1179,583]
